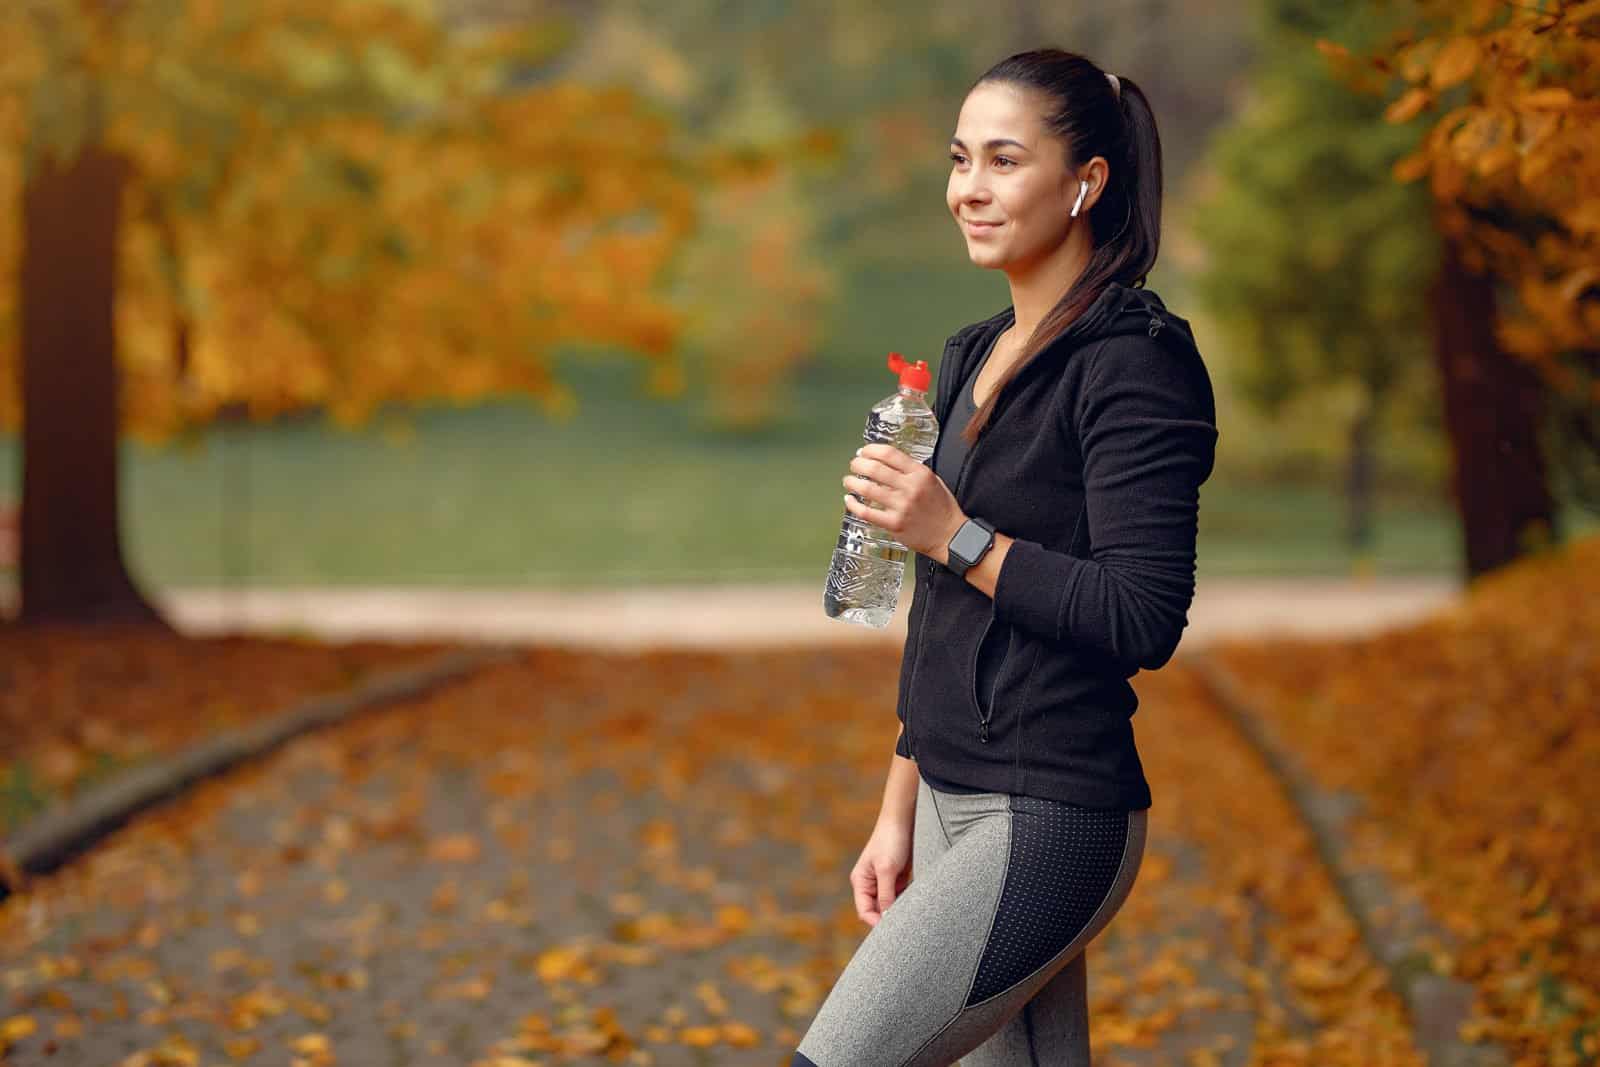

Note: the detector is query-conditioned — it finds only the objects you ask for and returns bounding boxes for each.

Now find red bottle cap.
[887,351,931,392]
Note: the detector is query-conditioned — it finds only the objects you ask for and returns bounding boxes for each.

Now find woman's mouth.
[965,219,1002,235]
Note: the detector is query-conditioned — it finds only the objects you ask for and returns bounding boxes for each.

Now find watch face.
[951,521,991,563]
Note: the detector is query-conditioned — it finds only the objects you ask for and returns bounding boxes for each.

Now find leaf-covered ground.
[0,626,462,836]
[0,625,1455,1066]
[1209,534,1599,1067]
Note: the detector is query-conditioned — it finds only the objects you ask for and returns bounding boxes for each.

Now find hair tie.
[1106,72,1122,100]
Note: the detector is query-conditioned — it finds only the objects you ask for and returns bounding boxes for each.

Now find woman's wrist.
[955,529,1013,600]
[880,747,919,829]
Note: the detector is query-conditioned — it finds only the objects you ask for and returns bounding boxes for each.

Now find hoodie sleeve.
[990,334,1218,671]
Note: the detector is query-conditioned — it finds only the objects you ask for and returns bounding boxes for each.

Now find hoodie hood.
[997,281,1198,357]
[1094,282,1200,351]
[940,281,1206,426]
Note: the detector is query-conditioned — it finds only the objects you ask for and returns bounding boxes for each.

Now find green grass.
[2,366,1591,589]
[1,263,1593,588]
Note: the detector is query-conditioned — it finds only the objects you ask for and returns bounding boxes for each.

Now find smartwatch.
[945,516,996,578]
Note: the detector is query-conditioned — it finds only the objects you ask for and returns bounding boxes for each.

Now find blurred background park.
[0,2,1596,1066]
[0,0,1594,606]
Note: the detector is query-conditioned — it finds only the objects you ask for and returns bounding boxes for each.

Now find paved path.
[0,575,1467,1064]
[135,576,1461,649]
[0,645,1426,1066]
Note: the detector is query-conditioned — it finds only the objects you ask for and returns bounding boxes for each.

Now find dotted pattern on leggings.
[965,796,1129,1007]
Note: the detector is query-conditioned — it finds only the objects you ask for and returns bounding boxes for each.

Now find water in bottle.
[823,351,940,628]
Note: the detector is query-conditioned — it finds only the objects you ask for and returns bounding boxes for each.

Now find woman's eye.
[948,152,1014,168]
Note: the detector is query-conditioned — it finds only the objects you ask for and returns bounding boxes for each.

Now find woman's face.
[947,81,1104,273]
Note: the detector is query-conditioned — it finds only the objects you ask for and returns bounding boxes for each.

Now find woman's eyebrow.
[949,136,1029,151]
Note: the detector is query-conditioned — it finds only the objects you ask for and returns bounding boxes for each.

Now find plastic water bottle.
[823,351,939,628]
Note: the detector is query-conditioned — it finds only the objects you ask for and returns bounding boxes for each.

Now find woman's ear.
[1072,159,1112,217]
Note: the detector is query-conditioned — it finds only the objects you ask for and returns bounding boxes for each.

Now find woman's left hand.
[842,443,967,560]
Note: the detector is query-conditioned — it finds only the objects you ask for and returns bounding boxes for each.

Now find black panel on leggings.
[965,798,1129,1006]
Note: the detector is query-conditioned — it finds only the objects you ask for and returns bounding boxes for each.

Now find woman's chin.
[966,245,1009,268]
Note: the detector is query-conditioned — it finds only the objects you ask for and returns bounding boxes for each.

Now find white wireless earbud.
[1070,179,1089,218]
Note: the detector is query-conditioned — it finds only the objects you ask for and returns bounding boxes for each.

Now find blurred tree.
[658,65,837,430]
[557,11,842,429]
[1321,0,1598,577]
[555,0,1251,415]
[0,0,809,627]
[1191,0,1440,565]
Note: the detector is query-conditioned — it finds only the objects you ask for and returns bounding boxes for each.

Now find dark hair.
[960,48,1163,445]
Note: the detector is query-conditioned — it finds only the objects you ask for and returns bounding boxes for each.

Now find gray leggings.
[793,774,1148,1067]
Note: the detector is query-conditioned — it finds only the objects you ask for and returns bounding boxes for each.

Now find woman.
[793,49,1219,1067]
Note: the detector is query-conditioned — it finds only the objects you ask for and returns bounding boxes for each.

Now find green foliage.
[1192,0,1442,473]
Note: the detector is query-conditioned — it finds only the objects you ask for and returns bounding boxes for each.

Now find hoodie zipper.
[950,324,1027,745]
[923,326,1005,749]
[902,333,963,761]
[936,418,991,746]
[970,609,998,743]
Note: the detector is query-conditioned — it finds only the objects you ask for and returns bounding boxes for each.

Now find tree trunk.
[18,138,172,629]
[1427,231,1555,581]
[1345,401,1376,558]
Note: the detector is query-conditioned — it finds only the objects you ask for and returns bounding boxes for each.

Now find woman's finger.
[845,474,890,507]
[850,455,898,487]
[853,866,880,923]
[858,443,913,473]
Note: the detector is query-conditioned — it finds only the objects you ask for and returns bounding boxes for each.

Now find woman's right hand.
[851,815,914,926]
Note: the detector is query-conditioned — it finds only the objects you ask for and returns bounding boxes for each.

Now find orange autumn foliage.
[1212,533,1600,1067]
[0,627,452,832]
[0,1,782,442]
[1317,0,1600,406]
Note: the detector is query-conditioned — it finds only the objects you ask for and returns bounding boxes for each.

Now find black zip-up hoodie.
[893,280,1219,811]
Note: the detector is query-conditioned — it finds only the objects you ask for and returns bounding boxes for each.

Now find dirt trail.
[0,640,1445,1066]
